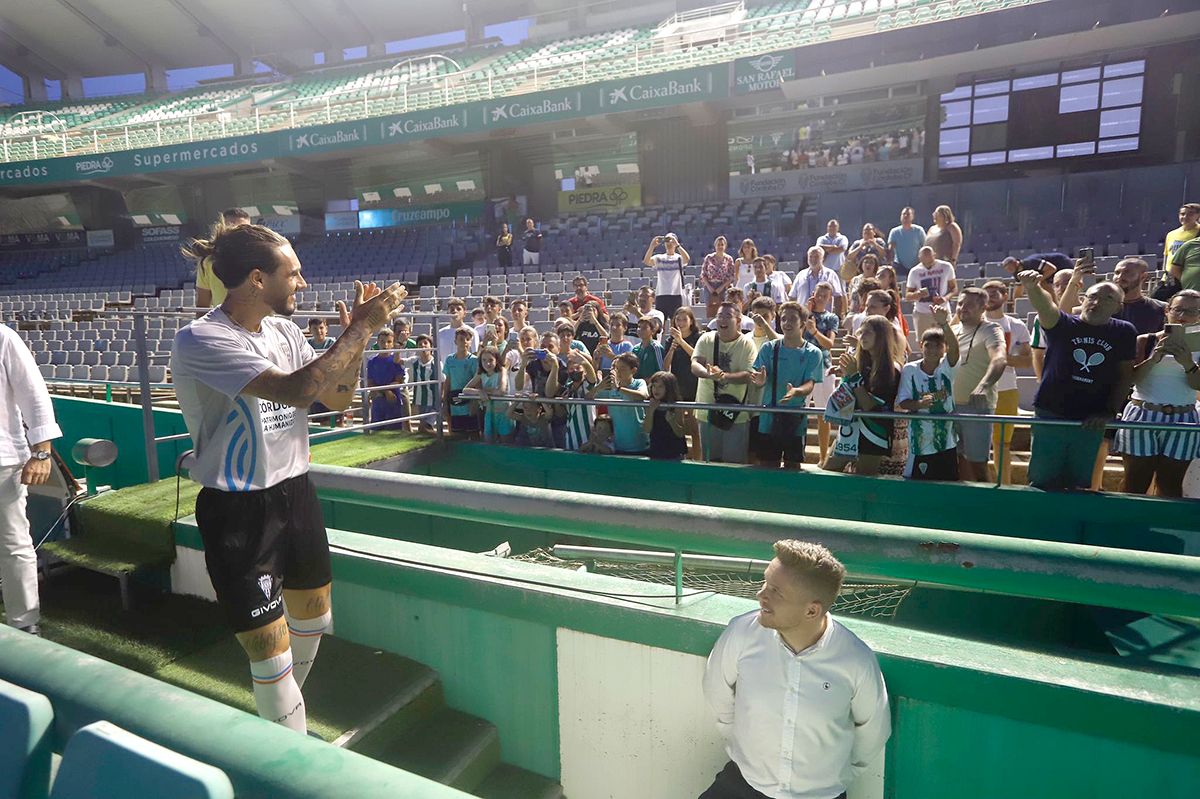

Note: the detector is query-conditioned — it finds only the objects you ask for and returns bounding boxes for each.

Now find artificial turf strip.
[308,430,437,468]
[69,431,438,563]
[15,569,229,674]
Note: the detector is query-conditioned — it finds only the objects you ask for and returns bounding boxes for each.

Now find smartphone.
[486,323,497,337]
[534,348,548,361]
[1079,247,1095,264]
[627,291,638,305]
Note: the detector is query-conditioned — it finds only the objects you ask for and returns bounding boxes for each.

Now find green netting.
[510,548,912,618]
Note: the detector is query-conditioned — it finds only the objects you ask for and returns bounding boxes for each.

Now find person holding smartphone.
[1112,290,1200,497]
[643,233,691,331]
[905,246,957,336]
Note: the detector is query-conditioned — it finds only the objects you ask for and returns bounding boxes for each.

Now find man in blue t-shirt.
[749,302,824,468]
[886,207,926,276]
[1018,269,1136,490]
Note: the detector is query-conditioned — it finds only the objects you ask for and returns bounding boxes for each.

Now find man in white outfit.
[702,540,891,799]
[0,323,62,637]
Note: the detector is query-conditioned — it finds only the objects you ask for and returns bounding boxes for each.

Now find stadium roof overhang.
[0,0,574,79]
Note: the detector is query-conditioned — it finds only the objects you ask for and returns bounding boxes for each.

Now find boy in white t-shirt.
[895,307,960,480]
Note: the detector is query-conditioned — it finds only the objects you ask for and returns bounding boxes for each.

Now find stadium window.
[385,30,467,55]
[1099,107,1141,139]
[1101,76,1143,109]
[166,64,234,92]
[1012,73,1057,91]
[484,18,531,45]
[974,80,1010,97]
[44,79,62,101]
[1055,141,1097,158]
[940,86,972,102]
[1098,136,1140,154]
[1008,146,1054,162]
[938,155,969,169]
[1103,60,1145,78]
[971,95,1009,125]
[940,100,971,129]
[1058,82,1099,114]
[1061,66,1101,85]
[314,52,326,65]
[343,45,368,61]
[970,151,1006,166]
[938,127,970,156]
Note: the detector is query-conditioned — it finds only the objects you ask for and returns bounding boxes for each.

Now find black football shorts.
[194,472,331,633]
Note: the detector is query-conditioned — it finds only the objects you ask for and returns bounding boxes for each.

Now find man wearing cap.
[644,233,691,327]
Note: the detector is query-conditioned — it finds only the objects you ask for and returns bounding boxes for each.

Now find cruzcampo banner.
[557,183,642,214]
[734,51,796,95]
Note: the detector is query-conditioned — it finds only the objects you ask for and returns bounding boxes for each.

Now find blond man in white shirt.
[1,323,63,637]
[702,540,890,799]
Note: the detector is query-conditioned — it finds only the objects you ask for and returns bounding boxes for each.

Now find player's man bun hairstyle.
[182,221,289,290]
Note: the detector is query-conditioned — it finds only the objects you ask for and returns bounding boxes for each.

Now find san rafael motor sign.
[734,51,796,95]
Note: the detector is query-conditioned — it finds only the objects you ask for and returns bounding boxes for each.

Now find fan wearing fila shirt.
[172,222,405,734]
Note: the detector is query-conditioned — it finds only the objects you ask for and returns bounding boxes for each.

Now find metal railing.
[468,391,1194,490]
[42,307,451,481]
[0,0,982,161]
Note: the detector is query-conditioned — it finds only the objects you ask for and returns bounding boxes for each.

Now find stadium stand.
[0,0,1048,163]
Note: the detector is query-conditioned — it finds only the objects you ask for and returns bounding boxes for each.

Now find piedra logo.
[568,186,631,209]
[75,156,114,176]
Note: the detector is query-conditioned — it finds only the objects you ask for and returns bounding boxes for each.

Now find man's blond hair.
[772,540,845,610]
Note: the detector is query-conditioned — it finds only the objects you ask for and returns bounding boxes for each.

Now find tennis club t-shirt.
[172,308,317,492]
[1034,312,1137,419]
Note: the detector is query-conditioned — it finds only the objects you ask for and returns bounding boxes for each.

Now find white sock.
[286,609,331,690]
[249,650,307,733]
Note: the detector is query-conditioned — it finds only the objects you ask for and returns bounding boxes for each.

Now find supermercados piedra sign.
[557,184,642,213]
[734,52,796,95]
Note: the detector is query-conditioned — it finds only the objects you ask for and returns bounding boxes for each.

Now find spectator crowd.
[340,201,1200,497]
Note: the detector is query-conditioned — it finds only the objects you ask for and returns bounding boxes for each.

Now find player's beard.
[272,293,297,317]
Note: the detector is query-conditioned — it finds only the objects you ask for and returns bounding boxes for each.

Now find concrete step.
[365,706,501,793]
[475,763,565,799]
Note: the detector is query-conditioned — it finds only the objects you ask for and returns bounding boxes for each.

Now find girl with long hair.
[464,346,512,443]
[822,315,905,476]
[642,371,689,460]
[733,238,759,292]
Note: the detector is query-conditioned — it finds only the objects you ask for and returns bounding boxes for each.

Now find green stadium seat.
[0,677,54,799]
[50,721,233,799]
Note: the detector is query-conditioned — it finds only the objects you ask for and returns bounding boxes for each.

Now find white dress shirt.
[703,610,891,799]
[0,324,62,467]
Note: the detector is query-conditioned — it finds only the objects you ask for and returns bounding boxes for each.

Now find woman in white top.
[733,238,759,290]
[1113,290,1200,497]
